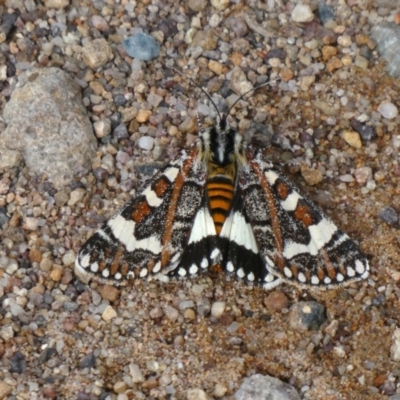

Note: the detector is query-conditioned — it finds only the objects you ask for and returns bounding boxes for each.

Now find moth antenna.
[170,67,223,123]
[227,78,280,116]
[196,110,205,133]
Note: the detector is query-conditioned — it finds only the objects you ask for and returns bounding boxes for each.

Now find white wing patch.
[107,215,162,253]
[220,212,258,253]
[188,207,216,244]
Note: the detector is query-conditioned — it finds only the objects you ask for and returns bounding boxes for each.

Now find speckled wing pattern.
[236,151,369,288]
[76,131,369,290]
[75,148,208,284]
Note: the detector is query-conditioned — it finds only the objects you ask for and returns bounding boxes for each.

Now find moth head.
[197,116,245,167]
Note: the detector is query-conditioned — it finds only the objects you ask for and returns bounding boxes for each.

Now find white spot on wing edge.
[90,262,99,273]
[355,259,365,274]
[80,253,90,268]
[298,272,306,283]
[108,215,161,253]
[178,267,187,276]
[153,261,161,274]
[226,261,234,272]
[284,267,293,278]
[75,257,89,278]
[247,272,255,281]
[189,264,198,274]
[346,266,356,277]
[210,248,221,262]
[311,276,319,285]
[237,268,245,278]
[263,277,282,290]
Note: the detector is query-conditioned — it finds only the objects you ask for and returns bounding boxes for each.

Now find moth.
[75,73,369,290]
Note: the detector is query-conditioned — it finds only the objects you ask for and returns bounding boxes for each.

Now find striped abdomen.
[207,175,234,235]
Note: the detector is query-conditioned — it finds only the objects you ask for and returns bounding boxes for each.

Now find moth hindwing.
[76,119,369,290]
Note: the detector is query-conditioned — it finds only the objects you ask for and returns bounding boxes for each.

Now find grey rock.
[229,67,253,96]
[82,38,114,69]
[123,33,160,61]
[1,68,97,189]
[235,374,300,400]
[379,206,398,226]
[371,22,400,78]
[289,301,326,331]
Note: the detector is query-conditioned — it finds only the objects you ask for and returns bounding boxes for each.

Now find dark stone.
[318,0,335,24]
[9,351,27,374]
[113,123,129,140]
[80,353,96,369]
[35,314,47,328]
[350,119,377,141]
[158,19,178,37]
[113,93,127,107]
[1,12,18,37]
[73,280,87,294]
[289,301,326,331]
[38,348,57,364]
[93,167,109,182]
[266,48,287,60]
[378,206,398,226]
[0,207,9,227]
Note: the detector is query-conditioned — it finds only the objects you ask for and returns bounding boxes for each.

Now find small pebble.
[80,353,96,369]
[289,302,326,331]
[184,308,196,319]
[114,381,127,394]
[82,38,113,69]
[187,388,210,400]
[196,298,211,317]
[113,124,129,139]
[179,300,195,310]
[318,1,335,24]
[378,102,398,119]
[149,306,163,319]
[263,290,289,312]
[93,119,111,138]
[354,167,372,185]
[300,165,323,186]
[0,382,12,398]
[291,4,314,23]
[138,136,154,151]
[68,188,86,206]
[350,119,377,141]
[164,305,179,322]
[99,285,120,302]
[123,33,160,61]
[235,374,300,400]
[379,207,398,226]
[9,351,27,374]
[129,363,145,383]
[102,305,118,321]
[391,328,400,361]
[213,383,227,398]
[210,0,229,10]
[136,109,152,123]
[342,130,362,149]
[211,302,226,318]
[24,217,38,230]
